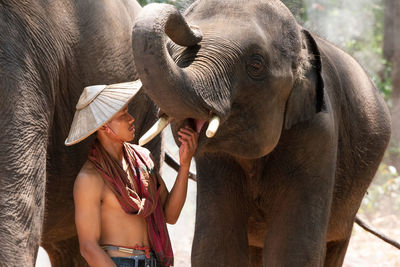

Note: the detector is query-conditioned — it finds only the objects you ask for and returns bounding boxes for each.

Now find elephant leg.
[259,119,337,266]
[261,159,336,266]
[42,235,88,267]
[0,134,48,265]
[0,179,44,266]
[192,155,250,267]
[249,246,263,267]
[262,177,334,267]
[324,238,350,267]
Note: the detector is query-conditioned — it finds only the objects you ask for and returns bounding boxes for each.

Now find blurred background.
[36,0,400,266]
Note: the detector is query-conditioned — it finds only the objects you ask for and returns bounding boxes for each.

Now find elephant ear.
[284,29,326,130]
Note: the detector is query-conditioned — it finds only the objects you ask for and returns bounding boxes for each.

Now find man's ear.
[99,125,109,132]
[284,29,326,130]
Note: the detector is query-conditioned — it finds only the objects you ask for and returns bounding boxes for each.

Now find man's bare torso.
[82,160,150,257]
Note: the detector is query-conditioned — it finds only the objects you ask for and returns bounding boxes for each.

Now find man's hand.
[178,126,198,167]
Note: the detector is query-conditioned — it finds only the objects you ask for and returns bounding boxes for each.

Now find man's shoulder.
[74,160,104,192]
[77,160,101,178]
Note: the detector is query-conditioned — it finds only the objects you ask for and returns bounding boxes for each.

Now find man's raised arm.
[162,126,198,224]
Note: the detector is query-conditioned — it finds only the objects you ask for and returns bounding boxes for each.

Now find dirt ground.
[343,214,400,267]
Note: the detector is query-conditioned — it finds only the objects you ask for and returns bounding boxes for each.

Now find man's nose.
[128,114,135,123]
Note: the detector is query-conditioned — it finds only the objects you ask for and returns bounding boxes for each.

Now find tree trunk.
[383,0,395,62]
[384,0,400,170]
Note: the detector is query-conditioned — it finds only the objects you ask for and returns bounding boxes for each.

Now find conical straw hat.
[65,80,142,146]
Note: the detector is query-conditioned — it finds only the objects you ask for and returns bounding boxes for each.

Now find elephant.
[131,0,392,266]
[0,1,162,266]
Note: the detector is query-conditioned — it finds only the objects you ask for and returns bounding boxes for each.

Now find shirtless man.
[65,80,197,267]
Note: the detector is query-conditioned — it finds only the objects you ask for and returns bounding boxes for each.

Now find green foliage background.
[138,0,399,218]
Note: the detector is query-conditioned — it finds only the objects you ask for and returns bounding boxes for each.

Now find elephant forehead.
[76,85,107,110]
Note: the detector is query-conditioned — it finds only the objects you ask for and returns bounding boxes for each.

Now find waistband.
[101,244,153,259]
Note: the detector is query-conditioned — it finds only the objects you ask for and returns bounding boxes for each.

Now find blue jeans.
[111,255,157,267]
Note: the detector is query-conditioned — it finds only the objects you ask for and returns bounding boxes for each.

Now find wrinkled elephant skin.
[0,1,161,266]
[131,1,391,266]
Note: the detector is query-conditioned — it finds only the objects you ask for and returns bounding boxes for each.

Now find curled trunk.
[132,3,209,119]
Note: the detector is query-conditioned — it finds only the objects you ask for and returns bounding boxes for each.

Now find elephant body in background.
[132,0,391,266]
[0,1,161,266]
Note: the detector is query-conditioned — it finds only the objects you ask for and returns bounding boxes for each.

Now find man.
[65,80,198,267]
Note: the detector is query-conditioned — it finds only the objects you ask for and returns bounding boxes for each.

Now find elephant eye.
[246,54,267,81]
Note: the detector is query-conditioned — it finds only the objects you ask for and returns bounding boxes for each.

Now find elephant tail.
[355,216,400,249]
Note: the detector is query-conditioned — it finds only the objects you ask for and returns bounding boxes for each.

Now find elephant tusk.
[206,115,220,138]
[139,115,172,146]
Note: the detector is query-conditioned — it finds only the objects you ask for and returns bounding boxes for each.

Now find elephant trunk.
[132,3,208,120]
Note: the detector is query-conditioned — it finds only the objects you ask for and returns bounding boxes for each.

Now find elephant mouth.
[138,114,220,146]
[193,118,208,134]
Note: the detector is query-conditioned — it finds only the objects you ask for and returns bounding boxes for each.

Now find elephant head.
[132,0,325,158]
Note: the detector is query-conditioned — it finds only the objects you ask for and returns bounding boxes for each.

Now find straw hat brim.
[65,80,142,146]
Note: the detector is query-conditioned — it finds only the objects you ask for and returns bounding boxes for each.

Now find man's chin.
[127,135,134,143]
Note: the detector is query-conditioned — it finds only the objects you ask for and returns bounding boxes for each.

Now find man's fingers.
[181,126,198,135]
[179,128,198,145]
[178,126,199,157]
[179,133,194,150]
[178,138,188,153]
[182,126,196,132]
[178,129,197,141]
[179,128,196,137]
[178,137,188,143]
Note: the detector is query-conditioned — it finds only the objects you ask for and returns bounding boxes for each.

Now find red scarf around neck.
[89,139,173,266]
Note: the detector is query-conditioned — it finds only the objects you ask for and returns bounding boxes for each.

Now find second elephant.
[131,1,391,266]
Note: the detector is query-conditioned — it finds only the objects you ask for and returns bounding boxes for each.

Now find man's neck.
[97,135,124,162]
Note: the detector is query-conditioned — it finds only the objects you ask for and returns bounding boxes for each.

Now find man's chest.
[101,167,139,209]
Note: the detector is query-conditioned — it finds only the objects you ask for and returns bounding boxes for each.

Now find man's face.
[107,107,135,142]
